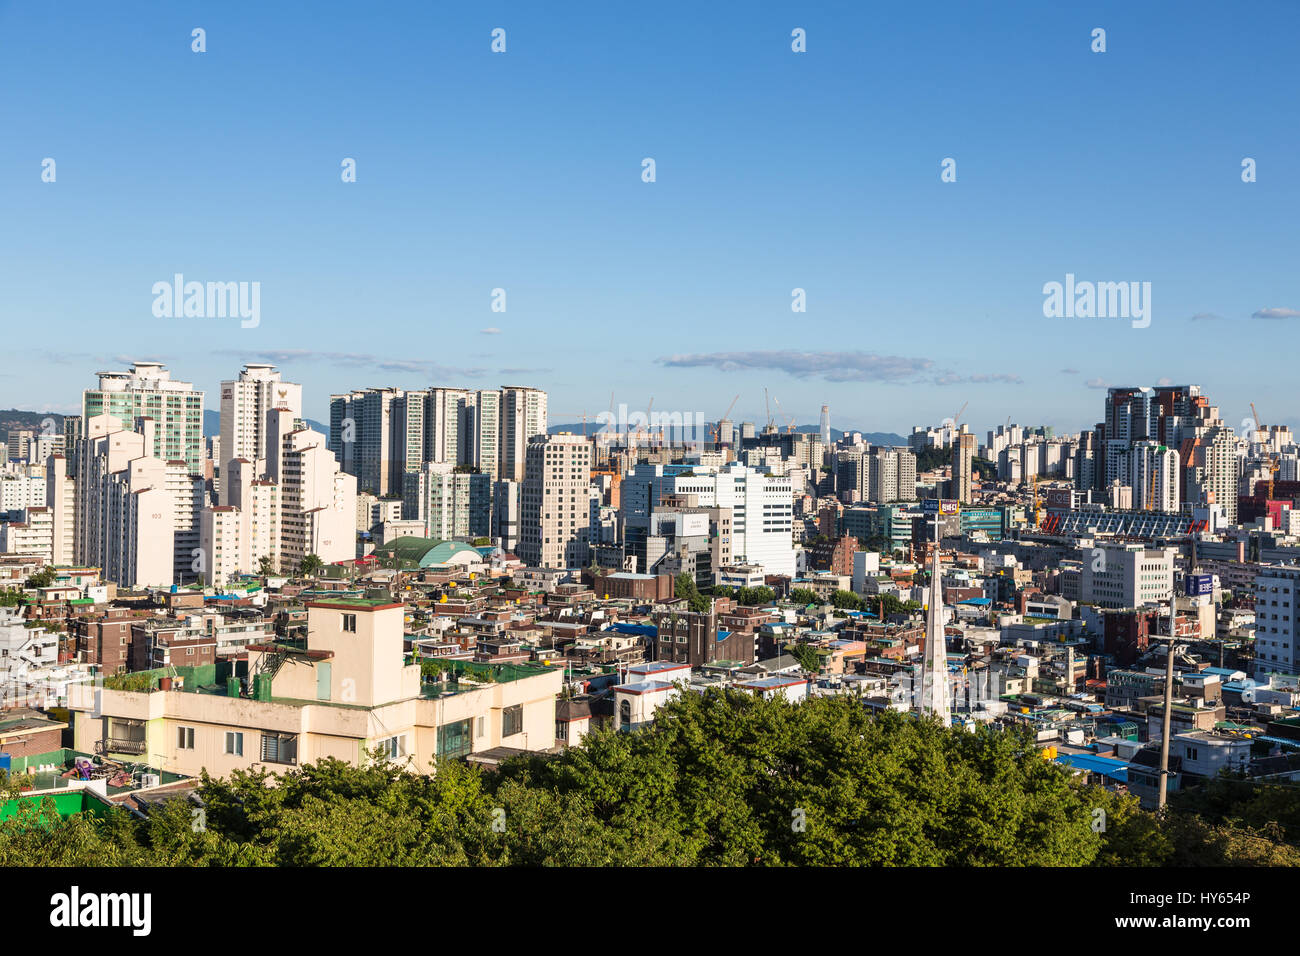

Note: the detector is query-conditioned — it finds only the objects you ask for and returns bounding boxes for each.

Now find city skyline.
[3,1,1297,435]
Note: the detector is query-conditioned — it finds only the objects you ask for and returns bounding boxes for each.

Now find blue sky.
[1,0,1297,439]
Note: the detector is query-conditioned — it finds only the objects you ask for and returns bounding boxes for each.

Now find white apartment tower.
[1130,441,1180,512]
[500,386,549,483]
[219,364,302,504]
[65,415,175,587]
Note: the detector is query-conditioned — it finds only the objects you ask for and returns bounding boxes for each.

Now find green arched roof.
[371,537,483,568]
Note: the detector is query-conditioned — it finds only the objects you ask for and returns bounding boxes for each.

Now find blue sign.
[1185,574,1213,597]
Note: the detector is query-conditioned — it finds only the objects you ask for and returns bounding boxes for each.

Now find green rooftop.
[304,596,398,608]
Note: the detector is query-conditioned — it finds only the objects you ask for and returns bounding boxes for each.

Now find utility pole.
[1157,599,1176,810]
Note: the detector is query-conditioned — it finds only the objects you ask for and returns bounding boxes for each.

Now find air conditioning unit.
[139,773,160,789]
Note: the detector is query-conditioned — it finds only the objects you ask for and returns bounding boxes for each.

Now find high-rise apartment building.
[44,454,76,566]
[1130,440,1180,512]
[1185,424,1240,525]
[491,481,521,553]
[65,415,175,587]
[519,433,593,569]
[1102,385,1203,490]
[276,421,357,571]
[330,384,547,495]
[218,364,302,504]
[952,432,977,504]
[82,362,205,472]
[424,387,472,465]
[861,448,917,504]
[401,463,491,541]
[500,386,548,483]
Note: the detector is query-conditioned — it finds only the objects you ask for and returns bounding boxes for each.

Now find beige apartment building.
[519,433,593,569]
[68,598,562,778]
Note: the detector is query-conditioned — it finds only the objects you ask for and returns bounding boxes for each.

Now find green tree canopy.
[1,693,1297,866]
[26,566,55,589]
[734,586,775,607]
[789,588,820,607]
[674,573,710,613]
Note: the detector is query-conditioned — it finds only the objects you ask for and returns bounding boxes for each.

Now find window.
[502,704,523,737]
[437,719,472,759]
[260,732,298,765]
[177,726,195,750]
[378,735,407,760]
[224,731,243,756]
[475,716,485,738]
[342,613,357,633]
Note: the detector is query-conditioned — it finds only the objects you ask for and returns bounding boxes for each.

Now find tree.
[734,586,775,607]
[789,588,819,607]
[674,573,710,613]
[258,555,276,577]
[831,589,863,611]
[2,694,1298,867]
[784,642,823,674]
[26,566,55,589]
[0,589,21,607]
[298,554,325,577]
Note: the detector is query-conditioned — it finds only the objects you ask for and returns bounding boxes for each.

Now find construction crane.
[709,394,740,445]
[1248,403,1279,502]
[951,401,968,432]
[764,388,774,434]
[772,396,796,434]
[1031,474,1041,528]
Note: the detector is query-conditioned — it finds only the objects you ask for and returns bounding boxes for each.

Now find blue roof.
[716,628,732,643]
[959,597,991,606]
[1054,752,1129,782]
[609,623,657,637]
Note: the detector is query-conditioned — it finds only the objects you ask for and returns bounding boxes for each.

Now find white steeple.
[918,515,951,723]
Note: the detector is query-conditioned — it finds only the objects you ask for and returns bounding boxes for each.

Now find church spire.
[918,509,951,723]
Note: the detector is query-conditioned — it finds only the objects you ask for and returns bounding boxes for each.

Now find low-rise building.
[68,598,563,777]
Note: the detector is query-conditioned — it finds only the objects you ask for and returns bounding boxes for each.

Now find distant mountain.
[548,421,909,447]
[202,410,327,438]
[791,424,909,447]
[0,409,65,433]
